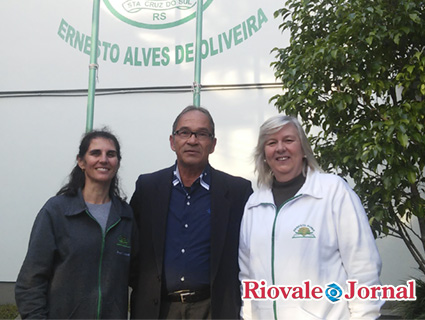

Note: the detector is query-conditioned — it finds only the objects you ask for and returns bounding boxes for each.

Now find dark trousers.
[159,298,211,319]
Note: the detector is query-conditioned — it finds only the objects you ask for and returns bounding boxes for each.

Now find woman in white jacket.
[239,115,383,320]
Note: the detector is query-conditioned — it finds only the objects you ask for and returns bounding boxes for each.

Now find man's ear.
[209,138,217,154]
[169,135,176,152]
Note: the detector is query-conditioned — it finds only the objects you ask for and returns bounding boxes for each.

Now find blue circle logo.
[325,283,343,302]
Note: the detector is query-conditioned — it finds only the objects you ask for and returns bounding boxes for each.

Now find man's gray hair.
[172,106,215,137]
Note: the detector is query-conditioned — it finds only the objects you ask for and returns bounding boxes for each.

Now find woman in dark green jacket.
[15,129,137,319]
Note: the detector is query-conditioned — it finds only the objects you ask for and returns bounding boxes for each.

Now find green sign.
[103,0,213,29]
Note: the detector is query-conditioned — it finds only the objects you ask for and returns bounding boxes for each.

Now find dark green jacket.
[15,190,136,319]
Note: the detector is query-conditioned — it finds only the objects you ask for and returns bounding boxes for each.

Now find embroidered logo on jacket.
[292,224,316,238]
[117,235,131,248]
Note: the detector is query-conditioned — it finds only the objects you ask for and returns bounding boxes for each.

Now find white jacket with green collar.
[239,169,383,320]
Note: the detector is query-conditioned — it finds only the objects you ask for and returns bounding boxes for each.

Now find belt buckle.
[179,291,195,303]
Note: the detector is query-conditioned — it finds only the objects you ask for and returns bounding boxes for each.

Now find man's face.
[170,110,217,171]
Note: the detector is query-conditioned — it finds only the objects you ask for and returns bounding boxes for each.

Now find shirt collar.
[246,168,322,209]
[172,163,211,190]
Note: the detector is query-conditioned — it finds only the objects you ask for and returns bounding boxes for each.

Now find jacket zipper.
[86,210,121,319]
[270,194,302,320]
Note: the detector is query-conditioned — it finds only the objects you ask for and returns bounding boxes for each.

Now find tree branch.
[393,211,425,273]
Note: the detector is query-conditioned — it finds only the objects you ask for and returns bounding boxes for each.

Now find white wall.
[0,89,280,281]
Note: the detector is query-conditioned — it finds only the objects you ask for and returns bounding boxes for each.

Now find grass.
[0,304,18,320]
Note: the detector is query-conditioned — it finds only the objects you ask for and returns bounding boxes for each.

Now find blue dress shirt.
[163,164,211,292]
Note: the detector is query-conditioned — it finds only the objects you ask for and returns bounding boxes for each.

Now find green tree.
[271,0,425,273]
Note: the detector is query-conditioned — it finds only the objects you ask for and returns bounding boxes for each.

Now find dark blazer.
[130,164,252,319]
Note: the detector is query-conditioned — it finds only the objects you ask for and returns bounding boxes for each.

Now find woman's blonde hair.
[254,115,322,188]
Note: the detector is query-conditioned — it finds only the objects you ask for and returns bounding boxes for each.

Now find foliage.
[394,278,425,319]
[271,0,425,272]
[0,304,18,320]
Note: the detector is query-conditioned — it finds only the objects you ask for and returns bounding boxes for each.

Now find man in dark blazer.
[130,106,252,319]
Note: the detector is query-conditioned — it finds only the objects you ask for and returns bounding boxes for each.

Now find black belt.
[166,288,210,303]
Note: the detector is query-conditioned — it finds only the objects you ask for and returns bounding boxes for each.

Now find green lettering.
[74,31,86,51]
[57,19,68,40]
[123,46,134,65]
[246,15,258,36]
[218,34,223,53]
[209,37,218,56]
[175,45,184,64]
[161,47,170,66]
[84,37,91,55]
[152,47,161,66]
[257,8,268,28]
[102,42,111,61]
[65,24,76,47]
[242,21,248,40]
[110,44,120,63]
[141,48,151,66]
[233,24,243,45]
[222,31,232,49]
[134,47,142,66]
[185,43,194,62]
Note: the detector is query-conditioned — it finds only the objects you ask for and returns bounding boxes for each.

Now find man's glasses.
[173,129,214,141]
